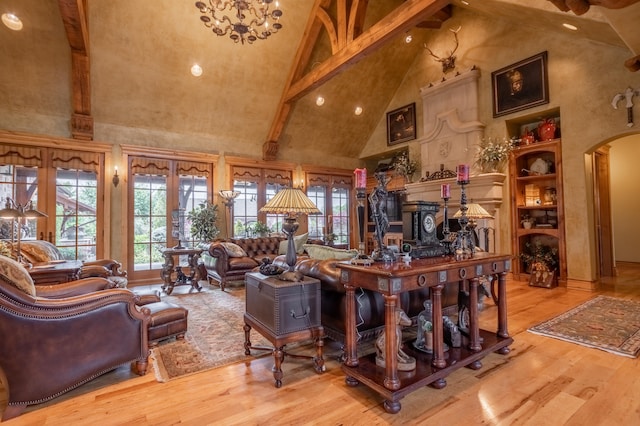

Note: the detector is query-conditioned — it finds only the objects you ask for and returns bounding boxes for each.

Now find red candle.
[457,164,469,183]
[354,168,367,189]
[441,184,450,199]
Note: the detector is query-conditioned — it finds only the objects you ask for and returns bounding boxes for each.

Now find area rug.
[528,295,640,358]
[150,282,272,382]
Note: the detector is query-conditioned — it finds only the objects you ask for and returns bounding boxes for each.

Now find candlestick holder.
[351,186,373,265]
[451,182,474,260]
[441,196,453,254]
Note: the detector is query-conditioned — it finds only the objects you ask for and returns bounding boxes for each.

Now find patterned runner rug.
[528,295,640,358]
[151,283,273,382]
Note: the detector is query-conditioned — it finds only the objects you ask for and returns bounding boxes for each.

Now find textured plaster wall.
[361,8,640,282]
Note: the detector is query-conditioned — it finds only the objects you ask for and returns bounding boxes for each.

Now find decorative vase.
[482,162,500,173]
[538,118,556,141]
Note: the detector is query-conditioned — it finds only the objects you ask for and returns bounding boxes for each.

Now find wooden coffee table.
[28,260,83,285]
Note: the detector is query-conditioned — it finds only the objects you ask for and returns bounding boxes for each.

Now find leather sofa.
[271,256,461,343]
[201,236,323,291]
[201,236,286,291]
[0,255,150,421]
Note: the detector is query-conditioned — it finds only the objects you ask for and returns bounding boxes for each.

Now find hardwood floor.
[2,265,640,425]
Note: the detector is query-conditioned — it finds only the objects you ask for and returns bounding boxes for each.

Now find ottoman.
[132,288,162,305]
[145,301,189,347]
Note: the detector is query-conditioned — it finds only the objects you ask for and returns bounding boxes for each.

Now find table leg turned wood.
[496,271,511,354]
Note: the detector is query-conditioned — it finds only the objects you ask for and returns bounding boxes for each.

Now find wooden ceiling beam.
[263,0,450,160]
[58,0,93,140]
[285,0,450,103]
[263,0,332,160]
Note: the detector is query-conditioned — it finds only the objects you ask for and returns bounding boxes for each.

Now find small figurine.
[375,307,416,371]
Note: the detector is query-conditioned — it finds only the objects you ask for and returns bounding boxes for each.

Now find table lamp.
[454,202,493,249]
[259,187,320,281]
[0,197,48,266]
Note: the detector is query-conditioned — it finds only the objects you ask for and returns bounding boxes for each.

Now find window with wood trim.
[0,144,105,261]
[230,165,292,237]
[306,173,352,246]
[128,155,213,281]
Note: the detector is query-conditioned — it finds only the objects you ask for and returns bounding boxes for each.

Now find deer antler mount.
[424,26,461,74]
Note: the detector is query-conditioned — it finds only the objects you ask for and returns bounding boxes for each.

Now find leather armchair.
[15,240,127,278]
[0,257,150,421]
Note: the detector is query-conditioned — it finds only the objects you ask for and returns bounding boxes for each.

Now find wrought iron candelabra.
[451,182,475,260]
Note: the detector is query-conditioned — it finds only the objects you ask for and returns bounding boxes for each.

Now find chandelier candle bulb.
[457,164,469,184]
[441,184,450,199]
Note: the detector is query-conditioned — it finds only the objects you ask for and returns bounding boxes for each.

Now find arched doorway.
[590,133,640,278]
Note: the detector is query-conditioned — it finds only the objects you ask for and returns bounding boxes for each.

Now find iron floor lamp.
[0,197,48,266]
[219,190,240,238]
[260,187,320,282]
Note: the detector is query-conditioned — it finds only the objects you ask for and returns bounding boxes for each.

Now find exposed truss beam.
[263,0,451,160]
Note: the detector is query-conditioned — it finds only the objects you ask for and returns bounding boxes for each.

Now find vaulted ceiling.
[1,0,639,165]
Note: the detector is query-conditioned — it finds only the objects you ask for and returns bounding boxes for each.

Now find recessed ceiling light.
[354,106,363,116]
[315,96,325,106]
[190,64,203,77]
[405,33,413,44]
[562,23,578,31]
[461,1,470,5]
[2,13,23,31]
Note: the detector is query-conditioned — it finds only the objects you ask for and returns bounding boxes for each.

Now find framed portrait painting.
[492,51,549,117]
[387,103,416,146]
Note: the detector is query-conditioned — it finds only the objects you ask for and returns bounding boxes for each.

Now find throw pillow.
[220,242,248,258]
[303,244,358,261]
[0,256,36,296]
[278,233,309,255]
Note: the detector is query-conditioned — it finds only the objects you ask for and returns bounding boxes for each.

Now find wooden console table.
[160,247,203,295]
[336,252,513,414]
[29,260,82,285]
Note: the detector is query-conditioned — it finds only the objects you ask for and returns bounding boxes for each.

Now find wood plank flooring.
[2,264,640,425]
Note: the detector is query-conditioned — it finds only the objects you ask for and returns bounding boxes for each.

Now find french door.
[0,144,105,261]
[127,154,213,284]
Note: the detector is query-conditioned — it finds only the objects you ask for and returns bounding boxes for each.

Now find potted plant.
[188,201,220,243]
[520,240,559,288]
[252,221,271,237]
[475,137,513,173]
[392,151,418,183]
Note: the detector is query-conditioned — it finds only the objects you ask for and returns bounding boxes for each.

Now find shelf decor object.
[259,187,321,281]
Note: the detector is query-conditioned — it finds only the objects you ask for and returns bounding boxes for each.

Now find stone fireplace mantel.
[404,172,506,253]
[405,67,506,253]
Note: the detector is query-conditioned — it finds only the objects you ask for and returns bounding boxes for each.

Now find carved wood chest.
[245,272,321,336]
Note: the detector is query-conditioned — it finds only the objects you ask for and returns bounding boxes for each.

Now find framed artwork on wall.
[492,51,549,117]
[387,102,416,146]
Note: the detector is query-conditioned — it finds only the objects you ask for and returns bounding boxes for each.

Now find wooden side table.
[29,260,82,285]
[160,247,203,295]
[243,272,325,388]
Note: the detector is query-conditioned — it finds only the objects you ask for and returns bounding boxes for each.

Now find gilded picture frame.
[492,51,549,117]
[387,103,416,146]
